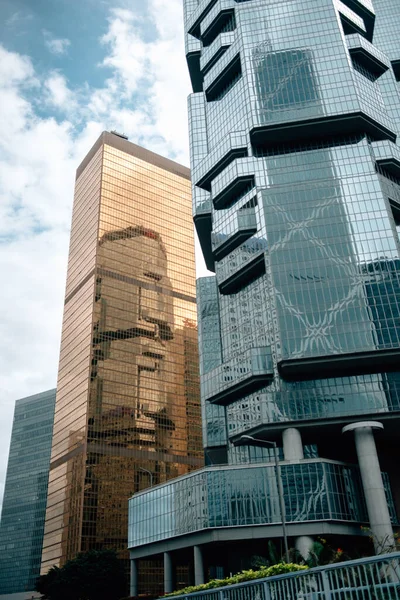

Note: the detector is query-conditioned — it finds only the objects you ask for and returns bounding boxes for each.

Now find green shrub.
[163,563,308,597]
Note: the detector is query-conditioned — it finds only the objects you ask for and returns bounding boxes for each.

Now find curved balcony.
[128,460,396,549]
[346,34,390,79]
[200,32,235,75]
[201,346,273,406]
[213,206,257,260]
[211,158,255,210]
[193,187,215,272]
[194,131,248,192]
[186,0,220,39]
[373,140,400,178]
[216,246,265,295]
[340,0,375,40]
[226,376,400,441]
[200,1,235,47]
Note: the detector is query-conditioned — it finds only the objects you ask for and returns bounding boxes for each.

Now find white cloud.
[43,30,71,55]
[0,0,211,511]
[0,45,35,86]
[44,72,77,110]
[6,10,34,29]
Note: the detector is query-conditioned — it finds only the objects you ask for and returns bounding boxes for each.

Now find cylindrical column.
[273,444,290,563]
[295,536,313,560]
[343,421,394,552]
[164,551,174,594]
[130,558,138,597]
[194,545,204,585]
[282,428,304,461]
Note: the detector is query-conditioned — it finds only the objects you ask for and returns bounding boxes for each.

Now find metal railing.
[159,553,400,600]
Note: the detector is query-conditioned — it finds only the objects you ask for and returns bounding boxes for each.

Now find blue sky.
[0,0,209,509]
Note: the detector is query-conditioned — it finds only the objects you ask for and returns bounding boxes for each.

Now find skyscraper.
[41,132,202,590]
[128,0,400,591]
[0,389,56,596]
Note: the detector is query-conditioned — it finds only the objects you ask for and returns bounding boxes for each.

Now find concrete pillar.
[295,536,314,560]
[164,551,174,594]
[194,545,204,585]
[283,427,304,461]
[130,558,138,597]
[343,421,394,552]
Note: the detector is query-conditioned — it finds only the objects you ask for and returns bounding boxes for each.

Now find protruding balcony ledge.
[128,460,397,550]
[392,60,400,82]
[205,53,242,102]
[203,39,239,92]
[192,185,212,219]
[250,113,396,152]
[202,346,273,405]
[339,0,375,40]
[372,140,400,178]
[194,131,248,191]
[200,1,235,46]
[186,0,220,38]
[278,348,400,381]
[193,187,215,272]
[337,1,367,36]
[200,31,235,75]
[217,250,265,295]
[213,207,257,261]
[187,52,203,93]
[185,33,201,55]
[212,158,255,209]
[346,34,390,78]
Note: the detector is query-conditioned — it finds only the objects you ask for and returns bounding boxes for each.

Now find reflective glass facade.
[127,0,400,590]
[41,133,202,589]
[129,460,397,547]
[186,0,400,454]
[0,389,56,594]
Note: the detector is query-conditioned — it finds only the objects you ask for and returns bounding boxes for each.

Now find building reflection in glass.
[41,133,202,595]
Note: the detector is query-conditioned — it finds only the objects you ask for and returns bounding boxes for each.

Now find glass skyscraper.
[0,389,56,595]
[40,132,202,594]
[128,0,400,594]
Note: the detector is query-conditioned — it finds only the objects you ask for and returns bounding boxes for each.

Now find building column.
[164,551,174,594]
[194,545,204,585]
[343,421,394,552]
[130,558,138,597]
[282,427,304,461]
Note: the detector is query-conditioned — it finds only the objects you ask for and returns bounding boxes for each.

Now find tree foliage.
[35,549,126,600]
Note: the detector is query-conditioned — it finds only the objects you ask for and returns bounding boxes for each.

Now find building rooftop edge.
[76,131,191,181]
[15,388,57,406]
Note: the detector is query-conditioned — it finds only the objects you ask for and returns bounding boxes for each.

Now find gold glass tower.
[41,132,203,586]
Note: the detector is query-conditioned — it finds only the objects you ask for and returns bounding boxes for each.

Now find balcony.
[340,0,375,40]
[200,31,235,75]
[128,459,396,549]
[186,0,220,39]
[205,53,242,102]
[226,378,400,441]
[211,158,255,210]
[393,60,400,82]
[186,36,203,93]
[202,346,273,406]
[200,1,235,47]
[278,348,400,381]
[216,247,265,294]
[193,187,215,272]
[337,1,368,37]
[372,140,400,179]
[346,34,390,79]
[213,206,257,260]
[194,131,248,192]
